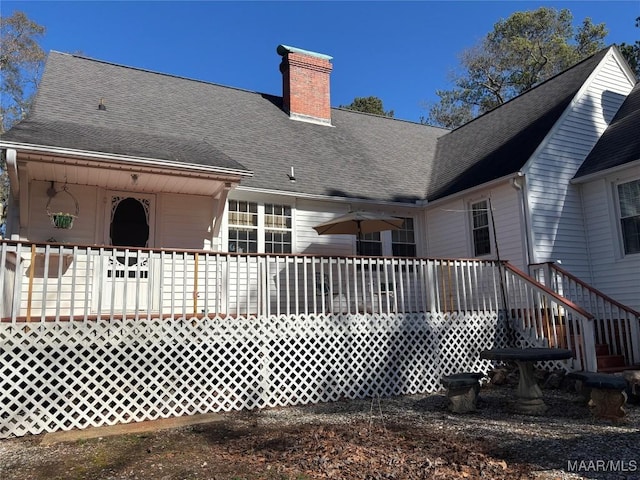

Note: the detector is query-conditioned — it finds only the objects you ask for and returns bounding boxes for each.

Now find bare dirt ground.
[1,382,639,480]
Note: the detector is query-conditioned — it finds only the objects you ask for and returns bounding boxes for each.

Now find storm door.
[98,193,158,313]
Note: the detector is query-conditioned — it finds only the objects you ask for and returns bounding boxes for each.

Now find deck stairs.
[531,262,640,373]
[595,343,640,373]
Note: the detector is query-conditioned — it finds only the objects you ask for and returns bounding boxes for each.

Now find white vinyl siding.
[25,181,221,251]
[524,51,635,279]
[294,201,354,256]
[581,168,640,312]
[425,183,526,270]
[424,198,468,259]
[291,199,418,257]
[26,181,100,245]
[158,193,213,250]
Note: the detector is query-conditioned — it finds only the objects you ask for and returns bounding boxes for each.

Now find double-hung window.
[356,217,416,257]
[264,204,292,254]
[228,201,292,254]
[392,217,416,257]
[357,232,382,256]
[470,200,491,256]
[228,201,258,253]
[618,179,640,255]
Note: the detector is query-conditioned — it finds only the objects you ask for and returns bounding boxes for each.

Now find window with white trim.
[357,232,382,256]
[470,200,491,256]
[228,200,258,253]
[618,179,640,255]
[392,217,416,257]
[228,201,292,254]
[355,217,415,257]
[264,203,292,254]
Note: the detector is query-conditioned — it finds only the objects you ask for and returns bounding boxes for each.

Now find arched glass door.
[100,193,156,313]
[110,197,150,249]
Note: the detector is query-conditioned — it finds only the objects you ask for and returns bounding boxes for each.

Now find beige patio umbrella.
[313,211,405,253]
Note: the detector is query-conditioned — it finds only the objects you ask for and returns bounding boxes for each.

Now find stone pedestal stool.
[441,373,483,413]
[568,372,628,421]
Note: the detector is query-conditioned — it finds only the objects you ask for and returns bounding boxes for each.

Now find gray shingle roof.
[575,81,640,178]
[426,48,611,201]
[2,51,446,203]
[3,119,244,171]
[2,47,626,204]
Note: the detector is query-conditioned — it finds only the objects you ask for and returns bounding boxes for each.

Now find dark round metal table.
[480,347,573,414]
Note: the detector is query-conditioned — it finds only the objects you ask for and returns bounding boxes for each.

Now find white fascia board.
[0,141,253,179]
[612,46,640,85]
[4,148,19,199]
[234,185,420,208]
[418,172,522,208]
[571,159,640,184]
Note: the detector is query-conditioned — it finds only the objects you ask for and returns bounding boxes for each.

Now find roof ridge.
[46,50,270,98]
[333,106,449,130]
[446,45,613,134]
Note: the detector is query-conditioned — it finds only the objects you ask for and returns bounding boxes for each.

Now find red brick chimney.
[277,45,333,126]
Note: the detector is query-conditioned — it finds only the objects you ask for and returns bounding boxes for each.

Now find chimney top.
[277,44,333,126]
[276,45,333,62]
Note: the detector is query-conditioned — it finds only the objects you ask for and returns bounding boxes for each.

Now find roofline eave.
[571,158,640,184]
[421,171,524,208]
[0,141,254,179]
[234,186,421,208]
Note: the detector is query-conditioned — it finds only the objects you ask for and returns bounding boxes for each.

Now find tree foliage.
[0,11,46,234]
[618,16,640,79]
[339,96,394,117]
[1,11,46,132]
[423,7,607,129]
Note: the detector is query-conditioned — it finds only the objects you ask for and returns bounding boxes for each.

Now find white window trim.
[390,217,417,257]
[467,198,493,258]
[359,216,417,257]
[612,176,640,258]
[262,203,294,254]
[224,200,295,254]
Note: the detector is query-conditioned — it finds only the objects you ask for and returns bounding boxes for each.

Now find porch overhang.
[1,142,253,197]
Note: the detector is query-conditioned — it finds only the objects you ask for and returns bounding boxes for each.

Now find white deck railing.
[504,263,596,372]
[531,262,640,368]
[2,241,508,321]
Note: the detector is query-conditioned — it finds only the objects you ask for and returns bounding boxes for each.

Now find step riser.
[597,355,626,369]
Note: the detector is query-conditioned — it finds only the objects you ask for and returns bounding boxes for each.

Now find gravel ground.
[252,381,640,480]
[1,376,638,480]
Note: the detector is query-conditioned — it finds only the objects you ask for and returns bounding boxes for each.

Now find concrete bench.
[441,373,483,413]
[567,372,627,420]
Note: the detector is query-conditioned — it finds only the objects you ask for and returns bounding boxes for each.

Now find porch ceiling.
[21,154,239,197]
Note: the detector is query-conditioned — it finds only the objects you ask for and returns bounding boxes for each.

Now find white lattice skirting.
[1,312,510,438]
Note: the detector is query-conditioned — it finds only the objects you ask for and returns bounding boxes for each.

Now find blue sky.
[4,0,639,122]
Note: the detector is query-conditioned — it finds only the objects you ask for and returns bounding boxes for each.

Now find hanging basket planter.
[50,212,76,229]
[46,184,80,230]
